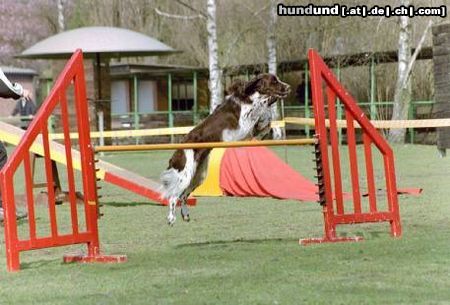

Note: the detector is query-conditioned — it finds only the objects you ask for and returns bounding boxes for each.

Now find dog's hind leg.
[179,152,209,222]
[180,195,190,222]
[167,196,178,225]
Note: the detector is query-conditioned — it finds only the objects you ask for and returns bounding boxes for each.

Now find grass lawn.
[1,145,450,305]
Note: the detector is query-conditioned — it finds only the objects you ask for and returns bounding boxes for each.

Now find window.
[172,81,194,111]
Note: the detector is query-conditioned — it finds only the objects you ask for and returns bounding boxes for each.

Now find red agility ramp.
[220,147,319,201]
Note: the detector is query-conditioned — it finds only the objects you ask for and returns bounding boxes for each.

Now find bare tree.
[112,0,121,27]
[267,0,276,77]
[267,0,283,139]
[388,0,412,143]
[155,0,222,113]
[206,0,222,113]
[57,0,65,32]
[388,0,434,143]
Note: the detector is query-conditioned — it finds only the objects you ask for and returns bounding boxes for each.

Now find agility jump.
[0,49,401,271]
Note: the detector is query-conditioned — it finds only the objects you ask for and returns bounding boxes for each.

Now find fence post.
[193,71,198,124]
[48,115,55,134]
[409,102,415,144]
[304,62,310,138]
[98,111,104,156]
[370,56,377,120]
[168,73,174,143]
[133,75,139,145]
[336,61,343,145]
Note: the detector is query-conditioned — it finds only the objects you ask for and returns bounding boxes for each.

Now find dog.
[160,73,290,225]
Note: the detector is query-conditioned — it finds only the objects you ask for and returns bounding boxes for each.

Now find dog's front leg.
[167,197,177,225]
[254,124,271,140]
[180,196,190,222]
[252,109,273,140]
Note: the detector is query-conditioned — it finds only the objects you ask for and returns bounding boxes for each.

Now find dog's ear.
[227,79,246,96]
[244,76,261,96]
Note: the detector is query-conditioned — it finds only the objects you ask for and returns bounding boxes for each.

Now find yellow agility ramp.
[0,120,195,205]
[192,148,226,197]
[0,120,100,177]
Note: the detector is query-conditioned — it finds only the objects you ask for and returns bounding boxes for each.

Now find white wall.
[138,80,157,113]
[111,80,130,114]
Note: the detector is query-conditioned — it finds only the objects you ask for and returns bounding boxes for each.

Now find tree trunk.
[267,0,283,139]
[207,0,222,113]
[57,0,65,32]
[388,2,411,143]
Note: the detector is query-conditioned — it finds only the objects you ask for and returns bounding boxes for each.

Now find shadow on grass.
[20,258,60,270]
[176,237,300,248]
[176,231,391,249]
[337,230,391,240]
[101,201,162,207]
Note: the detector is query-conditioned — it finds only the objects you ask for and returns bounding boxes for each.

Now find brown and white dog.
[161,73,290,225]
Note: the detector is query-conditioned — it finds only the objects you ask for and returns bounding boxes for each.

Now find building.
[109,63,209,130]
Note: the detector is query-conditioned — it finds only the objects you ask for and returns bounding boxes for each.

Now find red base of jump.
[63,254,128,264]
[299,236,364,245]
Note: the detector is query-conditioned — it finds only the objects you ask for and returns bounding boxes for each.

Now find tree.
[0,0,53,65]
[57,0,65,32]
[206,0,222,113]
[155,0,222,113]
[112,0,121,27]
[388,1,433,143]
[388,0,411,143]
[266,0,283,139]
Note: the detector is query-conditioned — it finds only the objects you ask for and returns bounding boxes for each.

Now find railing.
[13,98,434,146]
[283,100,435,143]
[106,100,436,144]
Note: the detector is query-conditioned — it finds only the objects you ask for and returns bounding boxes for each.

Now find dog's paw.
[167,214,176,226]
[181,206,190,222]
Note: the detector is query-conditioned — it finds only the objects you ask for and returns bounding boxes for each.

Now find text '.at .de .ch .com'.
[277,3,447,18]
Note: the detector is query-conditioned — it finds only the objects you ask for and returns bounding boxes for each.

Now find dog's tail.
[160,168,179,199]
[160,149,196,200]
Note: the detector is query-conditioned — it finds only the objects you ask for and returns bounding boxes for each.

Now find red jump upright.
[301,49,401,245]
[0,50,125,272]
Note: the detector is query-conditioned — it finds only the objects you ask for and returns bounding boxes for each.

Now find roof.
[110,63,207,78]
[109,46,434,79]
[18,26,179,59]
[222,47,434,77]
[0,66,38,76]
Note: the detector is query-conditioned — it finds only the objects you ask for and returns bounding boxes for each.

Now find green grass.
[1,145,450,305]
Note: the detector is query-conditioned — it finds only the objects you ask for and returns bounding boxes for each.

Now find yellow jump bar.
[95,138,316,153]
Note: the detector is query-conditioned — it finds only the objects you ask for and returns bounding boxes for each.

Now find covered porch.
[107,63,209,143]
